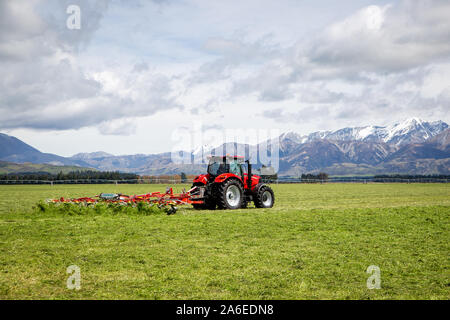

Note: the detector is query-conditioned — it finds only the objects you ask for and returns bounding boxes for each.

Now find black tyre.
[192,200,216,210]
[216,179,244,210]
[191,183,216,210]
[254,184,275,208]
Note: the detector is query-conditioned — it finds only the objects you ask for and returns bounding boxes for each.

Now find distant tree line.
[0,170,139,183]
[0,171,199,184]
[138,173,197,184]
[2,170,447,185]
[301,173,329,182]
[373,174,450,181]
[259,173,278,183]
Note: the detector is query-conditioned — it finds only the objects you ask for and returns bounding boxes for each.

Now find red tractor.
[189,155,275,210]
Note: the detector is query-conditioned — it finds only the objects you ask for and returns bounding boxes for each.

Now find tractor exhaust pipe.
[246,160,252,190]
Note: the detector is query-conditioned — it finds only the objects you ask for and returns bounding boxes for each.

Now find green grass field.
[0,183,449,299]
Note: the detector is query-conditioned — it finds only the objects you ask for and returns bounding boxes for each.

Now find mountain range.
[0,118,449,176]
[288,117,448,146]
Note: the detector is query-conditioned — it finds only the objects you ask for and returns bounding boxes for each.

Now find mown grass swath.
[34,201,165,216]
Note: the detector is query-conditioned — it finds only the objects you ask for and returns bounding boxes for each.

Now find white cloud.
[0,0,179,133]
[191,0,450,127]
[98,118,137,136]
[306,1,450,74]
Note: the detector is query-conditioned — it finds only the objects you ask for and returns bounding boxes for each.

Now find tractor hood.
[193,174,210,184]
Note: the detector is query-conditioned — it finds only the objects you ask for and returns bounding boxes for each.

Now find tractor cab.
[207,155,245,178]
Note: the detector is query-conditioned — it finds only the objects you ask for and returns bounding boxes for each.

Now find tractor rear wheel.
[216,179,244,209]
[254,184,275,208]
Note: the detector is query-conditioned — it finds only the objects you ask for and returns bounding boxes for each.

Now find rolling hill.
[0,161,94,175]
[0,133,90,167]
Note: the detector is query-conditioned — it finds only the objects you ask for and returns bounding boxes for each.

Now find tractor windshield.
[207,158,242,176]
[207,160,228,176]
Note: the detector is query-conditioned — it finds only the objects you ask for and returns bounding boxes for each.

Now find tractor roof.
[208,155,245,162]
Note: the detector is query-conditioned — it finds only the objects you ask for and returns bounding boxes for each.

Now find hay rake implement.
[48,187,203,214]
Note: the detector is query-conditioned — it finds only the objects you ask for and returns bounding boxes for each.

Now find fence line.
[0,177,449,185]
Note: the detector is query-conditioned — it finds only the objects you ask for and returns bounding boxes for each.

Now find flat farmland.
[0,183,448,299]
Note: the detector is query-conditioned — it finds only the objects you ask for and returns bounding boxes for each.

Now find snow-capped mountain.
[278,131,304,143]
[429,128,450,150]
[272,118,450,175]
[192,144,216,157]
[71,151,114,160]
[382,118,448,145]
[295,118,448,146]
[278,131,305,154]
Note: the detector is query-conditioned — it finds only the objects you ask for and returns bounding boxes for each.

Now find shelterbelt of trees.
[373,174,450,179]
[0,170,139,182]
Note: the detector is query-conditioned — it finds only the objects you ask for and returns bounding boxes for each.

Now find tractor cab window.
[208,161,228,176]
[207,158,242,176]
[229,160,242,176]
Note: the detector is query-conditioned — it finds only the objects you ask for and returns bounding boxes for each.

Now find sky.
[1,0,449,156]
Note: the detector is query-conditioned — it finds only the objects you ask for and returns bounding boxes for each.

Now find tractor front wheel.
[216,179,244,209]
[254,184,275,208]
[191,183,216,210]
